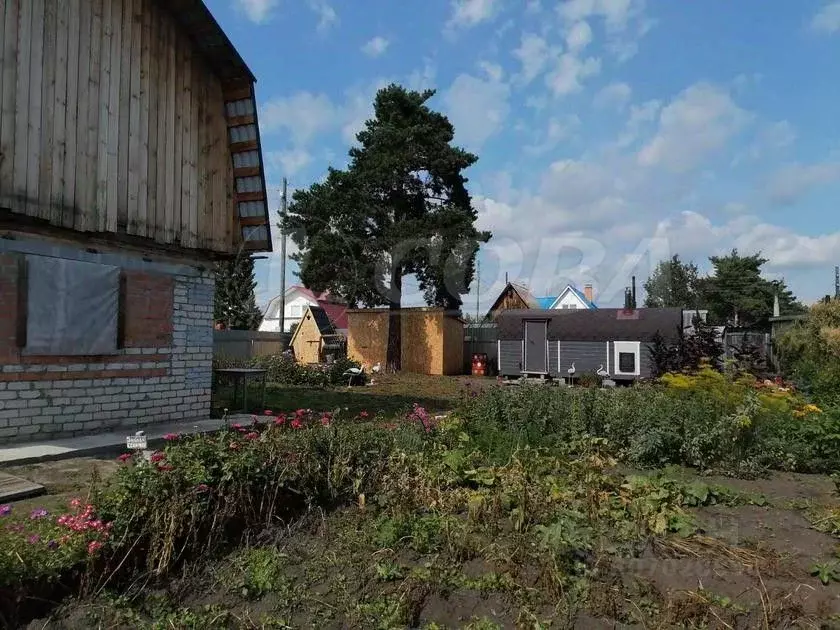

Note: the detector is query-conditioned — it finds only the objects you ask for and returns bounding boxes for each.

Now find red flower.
[163,433,179,441]
[157,464,174,472]
[196,483,210,493]
[69,499,82,510]
[359,411,369,418]
[295,408,306,417]
[117,453,132,463]
[87,540,103,555]
[150,451,166,463]
[274,415,286,426]
[232,423,247,433]
[291,418,303,429]
[321,416,331,427]
[264,409,274,416]
[245,431,259,440]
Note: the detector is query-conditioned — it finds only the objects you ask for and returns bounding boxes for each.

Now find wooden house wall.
[291,311,322,365]
[0,0,237,254]
[400,310,443,375]
[488,286,528,318]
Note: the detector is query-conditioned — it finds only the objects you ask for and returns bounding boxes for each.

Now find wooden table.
[214,368,268,413]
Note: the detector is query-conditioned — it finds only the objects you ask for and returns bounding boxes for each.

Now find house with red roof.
[259,285,347,334]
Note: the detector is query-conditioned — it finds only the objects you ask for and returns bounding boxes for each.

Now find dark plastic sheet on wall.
[24,256,120,356]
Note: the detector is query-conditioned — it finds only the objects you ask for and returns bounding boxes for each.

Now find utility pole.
[278,178,288,334]
[475,257,480,321]
[835,265,839,299]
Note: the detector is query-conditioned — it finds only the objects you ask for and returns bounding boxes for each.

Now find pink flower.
[291,418,303,430]
[196,484,209,493]
[229,441,240,451]
[359,411,369,418]
[150,451,166,463]
[321,415,331,427]
[264,410,273,416]
[295,409,306,417]
[245,431,259,440]
[69,499,81,510]
[163,433,179,441]
[0,504,11,517]
[157,464,174,472]
[117,453,132,463]
[232,423,244,432]
[274,415,286,426]
[87,540,103,555]
[30,508,48,520]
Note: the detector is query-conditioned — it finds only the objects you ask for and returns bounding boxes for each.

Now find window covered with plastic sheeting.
[23,256,120,356]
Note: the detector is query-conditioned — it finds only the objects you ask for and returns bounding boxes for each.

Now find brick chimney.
[583,284,593,304]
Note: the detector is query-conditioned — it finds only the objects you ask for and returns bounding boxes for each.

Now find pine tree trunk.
[386,265,402,372]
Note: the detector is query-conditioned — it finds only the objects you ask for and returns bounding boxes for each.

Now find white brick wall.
[0,265,214,444]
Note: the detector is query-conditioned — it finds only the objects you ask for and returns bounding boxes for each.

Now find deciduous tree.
[643,254,700,308]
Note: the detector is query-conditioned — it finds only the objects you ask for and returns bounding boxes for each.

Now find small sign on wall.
[126,433,147,450]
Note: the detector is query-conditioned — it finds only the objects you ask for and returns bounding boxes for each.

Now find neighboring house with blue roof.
[486,281,597,319]
[548,284,598,310]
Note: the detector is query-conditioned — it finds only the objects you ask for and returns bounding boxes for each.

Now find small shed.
[290,306,345,364]
[496,307,683,381]
[347,307,464,375]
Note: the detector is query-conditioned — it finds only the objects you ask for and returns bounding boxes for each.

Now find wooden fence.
[214,330,290,361]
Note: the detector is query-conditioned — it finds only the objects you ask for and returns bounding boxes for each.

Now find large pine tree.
[285,84,491,370]
[213,251,263,330]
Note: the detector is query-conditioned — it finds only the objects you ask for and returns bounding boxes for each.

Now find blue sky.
[206,0,840,313]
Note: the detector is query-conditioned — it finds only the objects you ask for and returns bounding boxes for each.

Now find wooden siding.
[0,0,268,255]
[499,340,521,376]
[442,314,464,376]
[487,285,530,319]
[559,341,608,378]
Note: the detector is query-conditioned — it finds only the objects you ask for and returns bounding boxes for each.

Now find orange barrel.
[471,353,487,376]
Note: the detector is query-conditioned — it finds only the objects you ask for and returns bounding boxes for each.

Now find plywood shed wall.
[346,308,464,376]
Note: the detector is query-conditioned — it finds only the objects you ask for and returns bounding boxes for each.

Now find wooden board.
[0,472,45,502]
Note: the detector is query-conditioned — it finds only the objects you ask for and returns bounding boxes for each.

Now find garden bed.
[5,369,840,628]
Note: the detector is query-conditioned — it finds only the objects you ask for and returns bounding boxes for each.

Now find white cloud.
[340,79,394,145]
[524,115,582,154]
[308,0,337,32]
[235,0,278,24]
[767,162,840,205]
[613,99,660,149]
[811,1,840,33]
[447,0,500,28]
[545,53,601,96]
[637,83,751,172]
[259,92,338,144]
[565,20,593,51]
[408,60,437,91]
[594,81,632,110]
[265,149,314,178]
[557,0,650,61]
[444,71,511,149]
[513,33,551,84]
[362,36,390,57]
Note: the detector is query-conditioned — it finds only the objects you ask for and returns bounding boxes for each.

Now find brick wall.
[0,249,214,444]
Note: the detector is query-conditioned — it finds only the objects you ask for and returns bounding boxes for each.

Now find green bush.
[213,354,363,388]
[455,372,837,473]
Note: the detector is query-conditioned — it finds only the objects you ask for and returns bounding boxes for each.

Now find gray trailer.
[496,307,683,382]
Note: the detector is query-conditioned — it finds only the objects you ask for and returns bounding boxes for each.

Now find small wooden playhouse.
[290,305,346,364]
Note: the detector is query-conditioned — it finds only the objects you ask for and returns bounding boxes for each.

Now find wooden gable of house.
[0,0,271,257]
[487,283,532,318]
